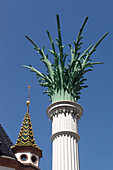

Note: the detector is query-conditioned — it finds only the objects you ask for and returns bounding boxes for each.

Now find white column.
[47,101,83,170]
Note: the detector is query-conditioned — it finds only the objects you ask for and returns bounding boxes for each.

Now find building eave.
[11,146,42,159]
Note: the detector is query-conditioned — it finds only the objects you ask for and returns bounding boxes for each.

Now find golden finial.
[26,86,31,112]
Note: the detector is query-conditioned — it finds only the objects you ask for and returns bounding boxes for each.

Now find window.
[20,154,28,161]
[31,155,37,164]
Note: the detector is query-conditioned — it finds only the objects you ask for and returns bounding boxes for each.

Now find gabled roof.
[12,112,39,149]
[0,124,15,158]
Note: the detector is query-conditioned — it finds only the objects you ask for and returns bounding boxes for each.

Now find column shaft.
[47,101,83,170]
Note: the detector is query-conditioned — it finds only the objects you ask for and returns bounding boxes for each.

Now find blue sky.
[0,0,113,170]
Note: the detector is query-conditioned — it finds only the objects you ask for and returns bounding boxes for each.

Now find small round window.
[20,154,27,161]
[31,155,37,164]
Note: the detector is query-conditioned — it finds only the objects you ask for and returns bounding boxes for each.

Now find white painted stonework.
[15,152,39,167]
[47,101,83,170]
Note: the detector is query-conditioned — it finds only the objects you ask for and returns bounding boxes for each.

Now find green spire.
[12,86,39,149]
[14,112,39,149]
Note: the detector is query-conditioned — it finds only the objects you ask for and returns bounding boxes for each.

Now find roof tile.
[0,124,15,158]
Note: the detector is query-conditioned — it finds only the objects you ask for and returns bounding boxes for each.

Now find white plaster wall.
[15,152,39,167]
[0,166,15,170]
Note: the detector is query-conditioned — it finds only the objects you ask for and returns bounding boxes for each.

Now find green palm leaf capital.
[23,14,108,103]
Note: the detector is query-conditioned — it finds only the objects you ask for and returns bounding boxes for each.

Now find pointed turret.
[14,111,38,149]
[11,86,42,169]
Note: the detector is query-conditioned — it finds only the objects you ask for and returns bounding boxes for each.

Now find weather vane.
[23,14,108,103]
[26,86,31,113]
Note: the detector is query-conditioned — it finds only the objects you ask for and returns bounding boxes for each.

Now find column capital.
[46,101,83,120]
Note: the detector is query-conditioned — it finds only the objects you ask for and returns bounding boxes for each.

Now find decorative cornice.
[0,156,21,169]
[0,156,41,169]
[47,101,83,120]
[51,131,80,142]
[12,146,42,159]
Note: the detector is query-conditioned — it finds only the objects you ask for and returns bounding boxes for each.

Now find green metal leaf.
[24,15,108,103]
